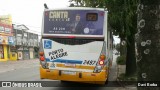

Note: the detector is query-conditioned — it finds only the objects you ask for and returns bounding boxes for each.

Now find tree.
[69,0,137,76]
[137,0,160,90]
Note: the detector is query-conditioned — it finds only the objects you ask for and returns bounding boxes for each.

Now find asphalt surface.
[0,50,136,90]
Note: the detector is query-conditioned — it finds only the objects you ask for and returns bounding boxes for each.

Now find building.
[28,32,34,59]
[0,15,15,61]
[33,33,39,58]
[13,25,23,60]
[12,24,39,60]
[22,29,29,60]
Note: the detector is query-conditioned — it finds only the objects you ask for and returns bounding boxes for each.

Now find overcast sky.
[0,0,70,35]
[0,0,120,44]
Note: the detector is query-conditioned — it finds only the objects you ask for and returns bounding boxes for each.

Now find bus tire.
[61,80,68,83]
[105,78,109,85]
[105,70,109,85]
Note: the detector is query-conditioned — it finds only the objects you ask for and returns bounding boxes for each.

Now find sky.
[0,0,70,35]
[0,0,120,44]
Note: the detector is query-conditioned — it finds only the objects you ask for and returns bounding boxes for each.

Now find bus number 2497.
[83,60,96,65]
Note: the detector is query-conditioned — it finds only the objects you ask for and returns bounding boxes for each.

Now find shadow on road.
[47,81,121,90]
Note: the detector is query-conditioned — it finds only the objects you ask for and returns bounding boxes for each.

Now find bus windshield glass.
[43,10,104,35]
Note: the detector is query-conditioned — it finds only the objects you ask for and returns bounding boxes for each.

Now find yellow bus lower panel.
[40,66,108,85]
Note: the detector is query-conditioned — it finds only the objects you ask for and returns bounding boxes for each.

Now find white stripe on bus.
[49,67,106,72]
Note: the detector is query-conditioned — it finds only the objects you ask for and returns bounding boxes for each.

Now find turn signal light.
[40,56,45,61]
[100,55,106,60]
[39,52,44,56]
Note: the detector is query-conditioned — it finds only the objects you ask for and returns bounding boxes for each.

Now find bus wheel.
[105,70,109,84]
[61,80,68,83]
[105,78,109,85]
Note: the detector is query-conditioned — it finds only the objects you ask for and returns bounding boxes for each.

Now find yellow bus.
[39,7,113,85]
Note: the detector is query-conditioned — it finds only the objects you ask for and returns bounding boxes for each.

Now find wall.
[0,45,8,61]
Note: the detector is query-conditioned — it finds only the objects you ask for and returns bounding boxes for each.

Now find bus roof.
[44,7,107,12]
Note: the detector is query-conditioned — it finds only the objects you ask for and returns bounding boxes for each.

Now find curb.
[116,64,126,87]
[116,78,126,87]
[116,64,137,90]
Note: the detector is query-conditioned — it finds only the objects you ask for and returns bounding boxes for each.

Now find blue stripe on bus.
[45,58,83,64]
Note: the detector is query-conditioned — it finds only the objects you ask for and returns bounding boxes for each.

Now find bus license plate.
[62,71,76,75]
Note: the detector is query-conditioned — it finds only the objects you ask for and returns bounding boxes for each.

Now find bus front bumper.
[40,66,108,85]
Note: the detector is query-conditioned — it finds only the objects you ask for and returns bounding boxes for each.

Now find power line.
[0,17,42,36]
[27,29,41,33]
[13,22,41,29]
[0,18,41,29]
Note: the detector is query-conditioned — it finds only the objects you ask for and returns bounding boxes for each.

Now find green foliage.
[69,0,105,7]
[69,0,138,38]
[116,55,126,65]
[69,0,137,75]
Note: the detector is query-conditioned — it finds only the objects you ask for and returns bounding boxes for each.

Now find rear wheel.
[105,77,109,84]
[105,68,110,84]
[60,80,68,83]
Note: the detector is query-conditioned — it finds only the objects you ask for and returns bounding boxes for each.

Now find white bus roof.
[44,7,107,11]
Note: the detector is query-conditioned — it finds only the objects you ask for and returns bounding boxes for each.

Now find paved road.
[0,51,136,90]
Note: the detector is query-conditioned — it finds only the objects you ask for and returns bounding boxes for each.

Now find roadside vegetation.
[116,55,126,65]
